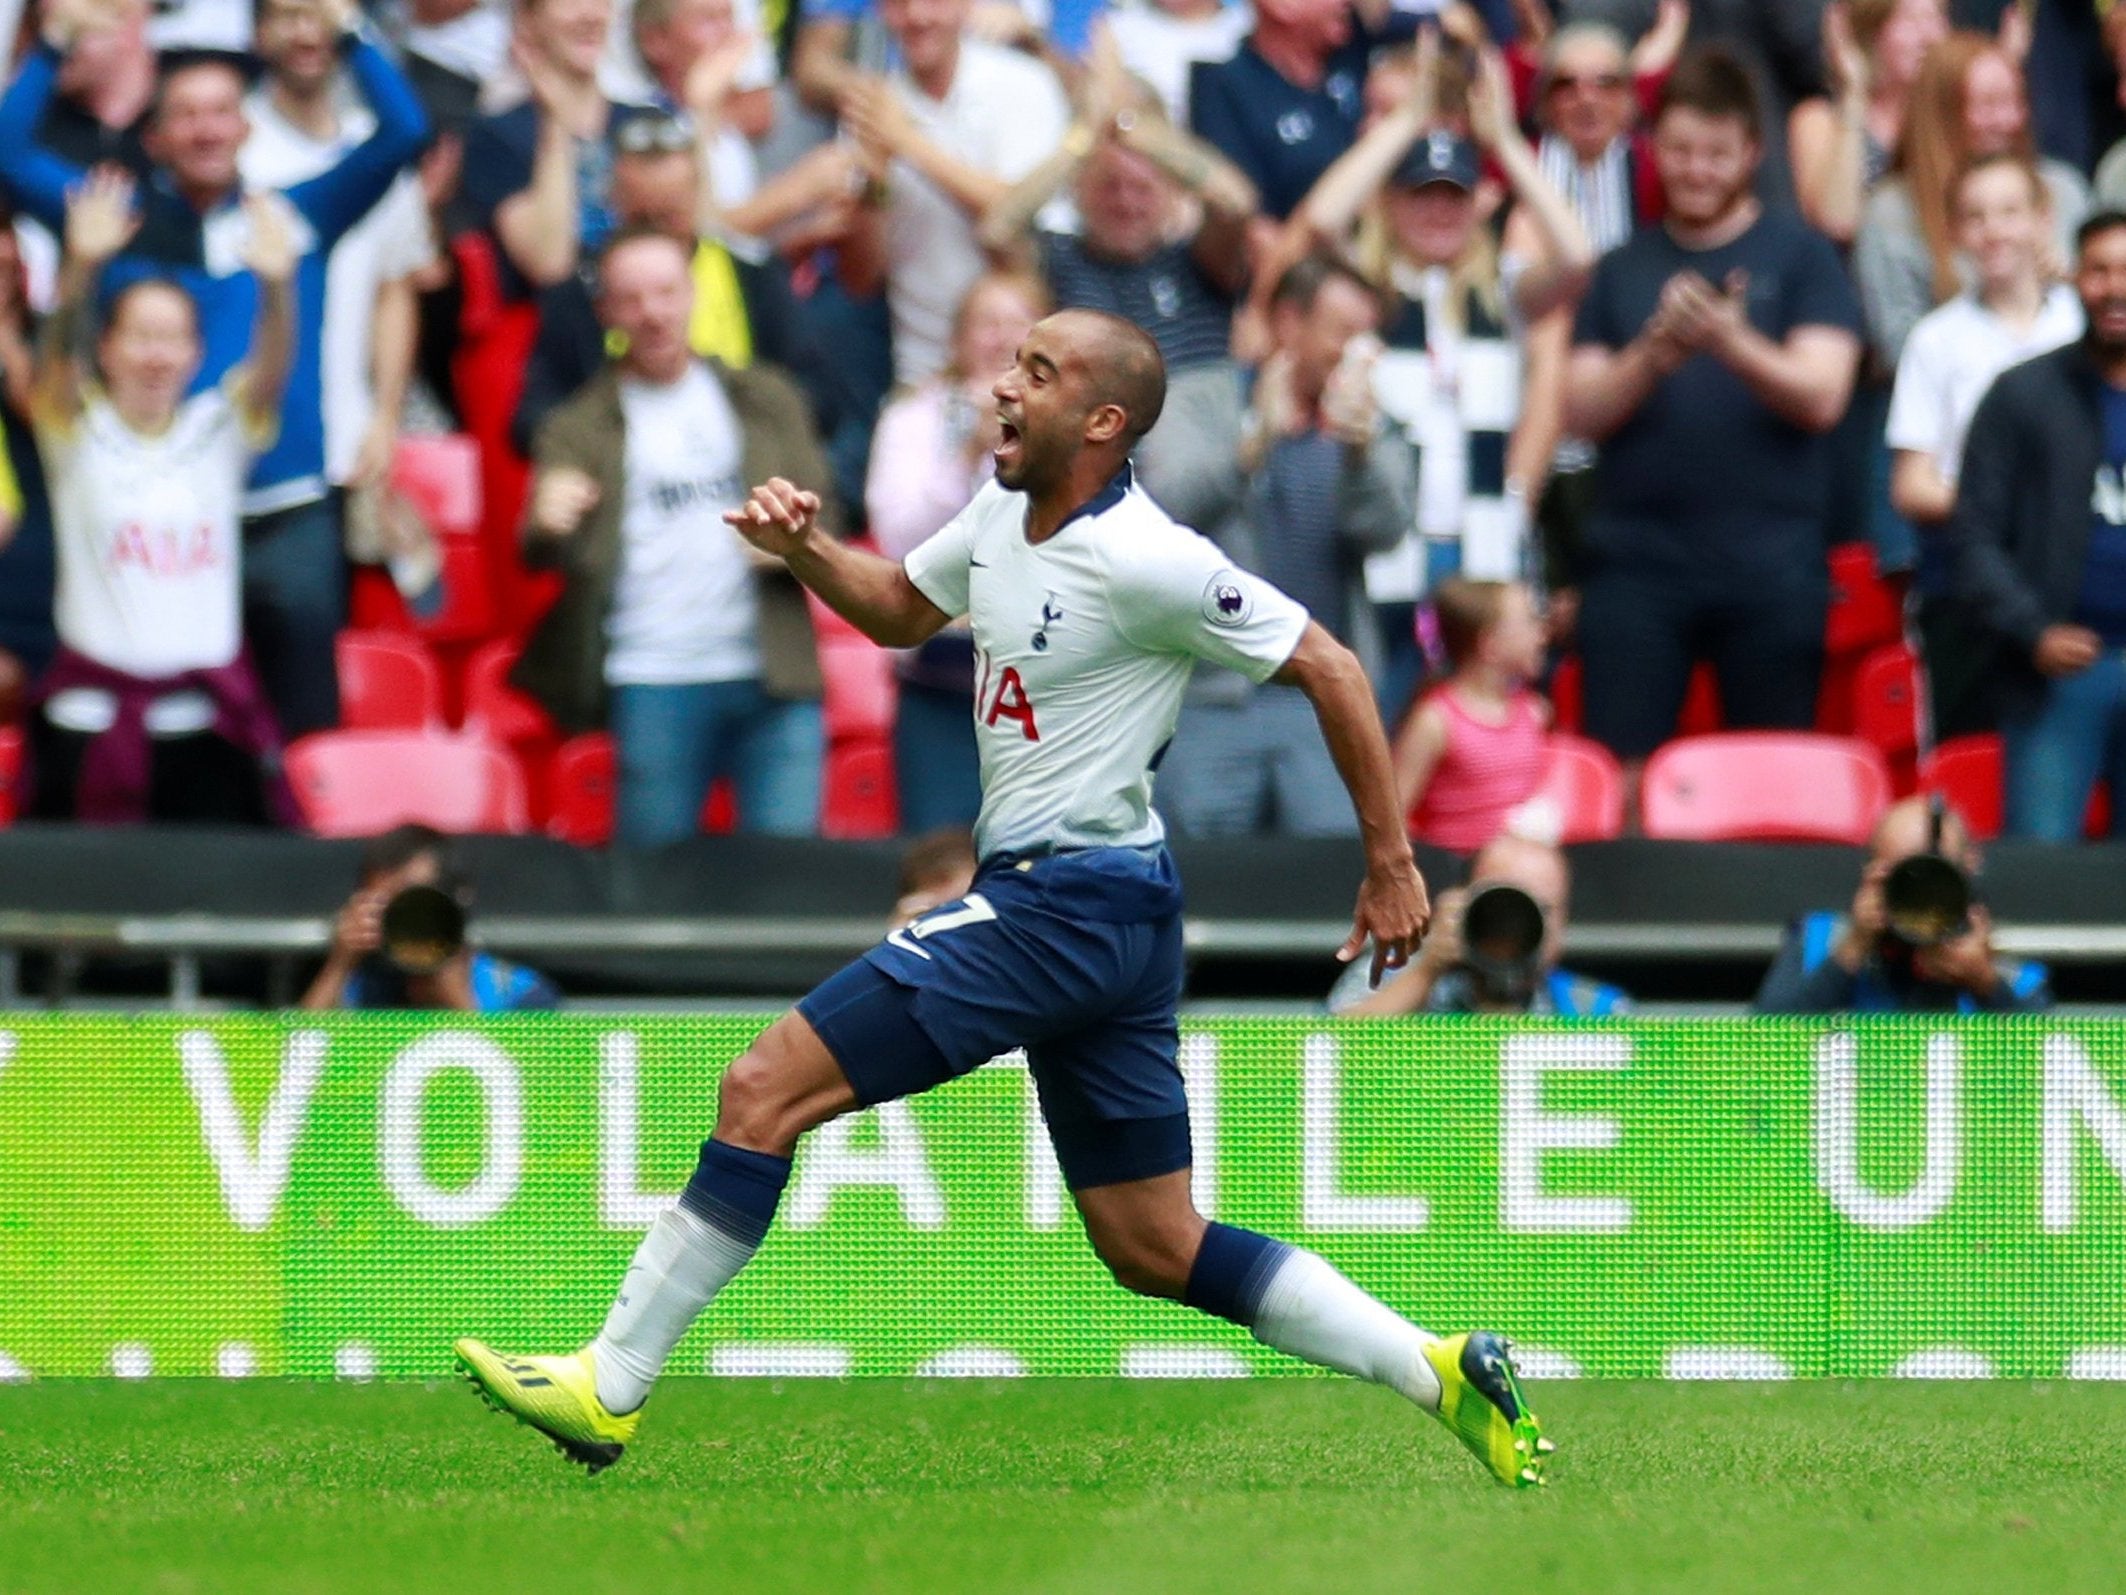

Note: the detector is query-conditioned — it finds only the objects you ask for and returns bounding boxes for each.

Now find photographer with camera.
[299,825,561,1012]
[1336,834,1632,1016]
[1753,795,2051,1014]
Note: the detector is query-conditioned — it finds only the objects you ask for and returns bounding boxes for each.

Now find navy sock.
[1183,1222,1293,1328]
[677,1138,792,1248]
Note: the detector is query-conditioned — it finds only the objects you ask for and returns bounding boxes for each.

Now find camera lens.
[1881,853,1971,949]
[1463,883,1546,963]
[380,884,467,976]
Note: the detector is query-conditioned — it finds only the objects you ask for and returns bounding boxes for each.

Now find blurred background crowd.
[0,0,2124,877]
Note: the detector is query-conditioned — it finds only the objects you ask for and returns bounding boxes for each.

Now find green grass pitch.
[3,1380,2123,1593]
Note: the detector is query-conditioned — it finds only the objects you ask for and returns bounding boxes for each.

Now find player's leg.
[1069,1167,1549,1487]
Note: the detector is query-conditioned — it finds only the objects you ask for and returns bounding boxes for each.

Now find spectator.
[1108,0,1253,127]
[1564,47,1861,778]
[1151,253,1413,837]
[0,228,54,703]
[1950,210,2126,842]
[623,0,776,203]
[2094,10,2126,216]
[0,0,429,741]
[36,0,156,180]
[1394,577,1551,852]
[1886,152,2080,739]
[1299,43,1592,719]
[513,228,835,845]
[980,33,1257,379]
[243,0,439,525]
[1854,31,2088,370]
[888,824,977,926]
[1187,0,1419,224]
[24,174,295,825]
[1337,832,1630,1015]
[511,111,814,453]
[402,0,510,137]
[1526,19,1672,252]
[865,268,1046,833]
[460,0,652,298]
[1754,794,2049,1012]
[837,0,1070,387]
[1786,0,1946,247]
[300,824,561,1010]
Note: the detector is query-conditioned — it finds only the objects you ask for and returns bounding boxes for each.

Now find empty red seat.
[820,642,897,743]
[1642,732,1893,844]
[821,738,897,840]
[1535,734,1625,843]
[1825,542,1901,658]
[1919,734,2112,840]
[336,630,444,731]
[1851,642,1921,788]
[391,435,482,539]
[461,638,557,748]
[0,724,20,826]
[285,731,530,837]
[545,733,615,846]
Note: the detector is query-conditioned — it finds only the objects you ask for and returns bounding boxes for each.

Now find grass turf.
[2,1380,2122,1594]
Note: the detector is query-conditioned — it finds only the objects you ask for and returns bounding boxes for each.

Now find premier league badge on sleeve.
[1202,572,1252,628]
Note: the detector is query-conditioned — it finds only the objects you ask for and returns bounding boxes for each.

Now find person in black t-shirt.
[1563,46,1861,773]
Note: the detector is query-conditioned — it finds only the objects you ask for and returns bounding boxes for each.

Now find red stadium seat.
[335,631,444,731]
[1547,654,1720,741]
[1535,734,1625,843]
[391,434,482,538]
[1641,732,1893,844]
[819,641,897,743]
[461,638,557,749]
[546,733,615,847]
[1851,643,1921,790]
[0,724,20,826]
[1825,542,1901,658]
[285,731,530,837]
[1919,734,2113,841]
[822,738,897,840]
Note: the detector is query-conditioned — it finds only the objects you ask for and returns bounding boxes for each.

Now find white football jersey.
[904,468,1309,858]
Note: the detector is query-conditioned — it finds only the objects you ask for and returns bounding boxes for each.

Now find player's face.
[1077,144,1171,262]
[599,236,696,379]
[1651,106,1758,228]
[1961,50,2026,158]
[1385,181,1475,268]
[1955,164,2045,290]
[99,284,203,421]
[990,322,1087,492]
[150,65,249,198]
[2077,226,2126,356]
[257,0,339,95]
[1543,39,1632,158]
[524,0,614,80]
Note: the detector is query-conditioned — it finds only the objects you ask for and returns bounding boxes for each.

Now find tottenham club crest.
[1202,572,1252,628]
[1032,594,1063,651]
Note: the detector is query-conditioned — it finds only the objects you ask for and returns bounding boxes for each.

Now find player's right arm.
[725,476,955,648]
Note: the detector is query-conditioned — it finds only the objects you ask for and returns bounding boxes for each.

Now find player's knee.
[713,1049,809,1152]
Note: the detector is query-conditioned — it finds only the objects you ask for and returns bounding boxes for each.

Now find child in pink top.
[1395,578,1554,852]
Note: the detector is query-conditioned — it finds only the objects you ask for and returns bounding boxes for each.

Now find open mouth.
[995,418,1021,461]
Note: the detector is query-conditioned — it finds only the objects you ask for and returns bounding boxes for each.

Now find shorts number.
[885,893,997,960]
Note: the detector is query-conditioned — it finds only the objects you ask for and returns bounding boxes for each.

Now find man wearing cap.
[0,0,429,739]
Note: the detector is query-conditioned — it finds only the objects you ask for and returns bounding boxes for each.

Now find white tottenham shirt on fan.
[904,469,1310,859]
[605,364,760,685]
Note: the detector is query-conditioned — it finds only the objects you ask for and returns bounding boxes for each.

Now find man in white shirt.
[838,0,1069,385]
[1888,152,2083,737]
[460,307,1555,1494]
[511,227,834,843]
[244,0,440,504]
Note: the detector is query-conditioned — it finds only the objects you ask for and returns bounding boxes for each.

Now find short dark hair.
[1269,252,1381,318]
[103,276,199,340]
[358,824,455,887]
[2078,209,2126,257]
[148,50,252,124]
[1654,45,1762,144]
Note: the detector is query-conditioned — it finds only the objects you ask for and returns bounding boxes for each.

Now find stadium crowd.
[0,0,2124,860]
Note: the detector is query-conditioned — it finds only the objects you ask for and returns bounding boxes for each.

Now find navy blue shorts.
[797,846,1190,1191]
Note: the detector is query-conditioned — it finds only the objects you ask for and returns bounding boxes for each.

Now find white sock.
[1250,1248,1443,1411]
[586,1205,756,1413]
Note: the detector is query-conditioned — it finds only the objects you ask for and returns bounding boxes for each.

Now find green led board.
[1,1016,2121,1380]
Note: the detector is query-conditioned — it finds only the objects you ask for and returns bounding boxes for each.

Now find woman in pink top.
[1394,577,1553,852]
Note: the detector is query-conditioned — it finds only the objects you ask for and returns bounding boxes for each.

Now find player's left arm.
[1271,620,1431,984]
